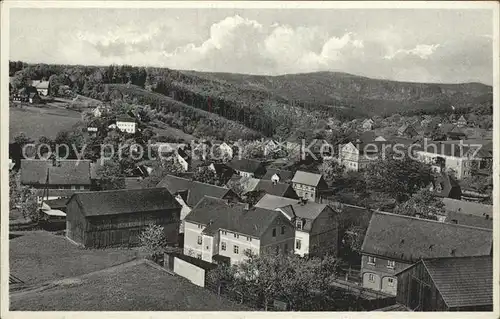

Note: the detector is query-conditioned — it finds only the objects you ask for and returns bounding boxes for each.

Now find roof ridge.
[75,187,168,195]
[373,211,493,231]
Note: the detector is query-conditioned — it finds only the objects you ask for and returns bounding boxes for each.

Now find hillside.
[182,70,493,118]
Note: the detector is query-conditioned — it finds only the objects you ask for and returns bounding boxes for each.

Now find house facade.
[32,80,50,96]
[291,171,328,202]
[183,196,295,265]
[362,119,374,131]
[116,115,137,134]
[360,211,493,296]
[65,188,181,248]
[339,142,392,172]
[398,124,418,139]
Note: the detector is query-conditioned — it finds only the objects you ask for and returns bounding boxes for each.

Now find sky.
[9,8,494,85]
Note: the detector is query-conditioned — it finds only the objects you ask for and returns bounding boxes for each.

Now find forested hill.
[184,70,493,118]
[9,61,493,139]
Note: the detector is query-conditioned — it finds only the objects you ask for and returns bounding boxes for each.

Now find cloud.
[45,14,492,84]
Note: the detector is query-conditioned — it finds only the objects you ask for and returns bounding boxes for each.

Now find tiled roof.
[157,175,235,207]
[262,168,294,182]
[227,158,263,174]
[35,188,83,198]
[116,115,135,122]
[124,177,144,189]
[352,141,393,155]
[68,188,180,217]
[442,198,493,218]
[422,256,492,308]
[253,180,298,198]
[445,211,493,229]
[372,303,411,312]
[278,201,331,222]
[34,81,49,89]
[361,212,492,262]
[186,196,282,238]
[291,170,323,186]
[21,159,91,186]
[254,194,298,211]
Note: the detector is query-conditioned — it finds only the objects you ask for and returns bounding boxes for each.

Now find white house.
[116,115,137,134]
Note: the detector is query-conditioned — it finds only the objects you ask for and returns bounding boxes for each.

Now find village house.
[442,198,493,229]
[262,167,294,183]
[395,256,492,311]
[362,119,375,131]
[116,115,137,134]
[65,188,181,248]
[360,211,493,296]
[397,123,418,139]
[216,142,235,160]
[20,159,92,200]
[455,115,468,128]
[157,175,240,233]
[339,141,392,172]
[255,194,340,257]
[428,172,462,201]
[227,158,266,178]
[414,141,492,179]
[183,196,295,265]
[31,80,50,96]
[207,162,235,184]
[251,179,299,199]
[291,171,328,202]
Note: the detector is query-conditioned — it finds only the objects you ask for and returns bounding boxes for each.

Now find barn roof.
[262,168,294,182]
[253,180,297,198]
[68,188,180,217]
[21,159,91,186]
[361,211,492,262]
[442,198,493,217]
[227,158,264,173]
[422,256,492,308]
[34,81,50,89]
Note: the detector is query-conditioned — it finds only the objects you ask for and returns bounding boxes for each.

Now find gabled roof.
[361,211,492,263]
[116,115,136,122]
[279,201,331,222]
[186,196,282,238]
[430,172,461,198]
[157,175,236,207]
[262,168,294,181]
[422,256,492,308]
[34,81,50,89]
[457,115,467,122]
[253,180,298,198]
[227,158,264,173]
[21,159,91,186]
[397,123,415,134]
[291,170,323,186]
[445,211,493,229]
[67,188,180,217]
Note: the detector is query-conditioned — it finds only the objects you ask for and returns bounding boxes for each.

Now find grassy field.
[151,120,195,141]
[10,260,250,311]
[9,104,83,142]
[9,231,138,286]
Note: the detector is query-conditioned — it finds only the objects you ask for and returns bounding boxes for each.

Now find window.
[234,233,239,239]
[296,239,301,250]
[281,226,285,235]
[196,254,202,259]
[296,220,303,230]
[387,277,395,287]
[221,230,227,235]
[272,228,276,237]
[221,242,226,251]
[197,236,202,245]
[387,260,395,269]
[368,274,375,282]
[71,186,76,190]
[368,256,376,265]
[246,237,252,242]
[233,245,239,254]
[80,186,85,190]
[197,224,203,229]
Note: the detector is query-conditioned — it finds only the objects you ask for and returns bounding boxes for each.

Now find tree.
[19,187,40,222]
[242,189,266,206]
[192,166,224,186]
[318,160,343,185]
[138,224,167,263]
[365,154,433,202]
[343,225,366,253]
[96,159,125,190]
[227,178,245,197]
[140,158,184,188]
[393,189,444,220]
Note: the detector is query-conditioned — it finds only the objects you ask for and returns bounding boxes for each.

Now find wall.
[308,206,339,256]
[173,257,206,287]
[292,183,316,201]
[65,199,88,246]
[218,229,261,265]
[175,195,192,233]
[361,254,411,295]
[183,221,205,257]
[294,230,310,256]
[260,213,295,256]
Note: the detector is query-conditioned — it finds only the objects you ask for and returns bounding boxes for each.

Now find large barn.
[65,188,182,248]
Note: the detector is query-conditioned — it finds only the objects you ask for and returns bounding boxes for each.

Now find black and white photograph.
[2,1,499,315]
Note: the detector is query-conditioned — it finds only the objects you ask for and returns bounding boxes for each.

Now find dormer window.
[296,220,303,230]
